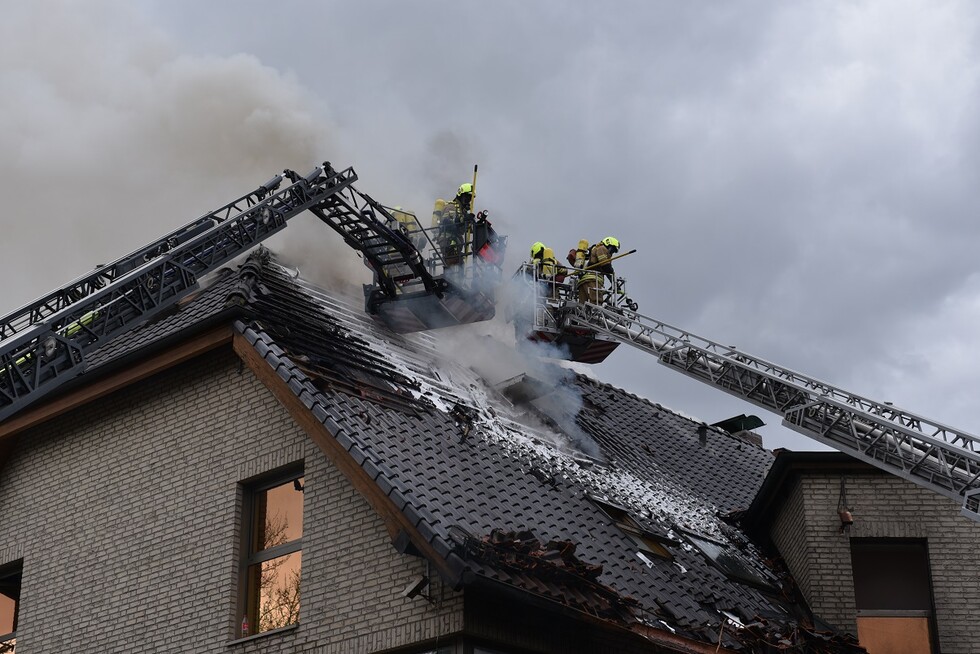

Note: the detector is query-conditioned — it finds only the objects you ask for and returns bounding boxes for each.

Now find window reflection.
[252,478,304,551]
[241,470,303,637]
[0,594,15,636]
[0,559,21,650]
[248,552,302,634]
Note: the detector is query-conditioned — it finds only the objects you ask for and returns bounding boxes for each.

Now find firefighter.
[540,246,567,299]
[591,236,619,274]
[529,241,547,275]
[431,198,446,228]
[438,183,475,267]
[452,182,474,216]
[577,236,620,304]
[567,239,590,269]
[528,242,565,296]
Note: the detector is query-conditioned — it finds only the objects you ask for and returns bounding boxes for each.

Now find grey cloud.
[4,0,980,449]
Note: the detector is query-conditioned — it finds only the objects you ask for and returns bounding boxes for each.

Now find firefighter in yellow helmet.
[528,242,566,298]
[541,246,567,298]
[592,237,619,274]
[529,241,547,273]
[438,183,475,267]
[455,182,474,214]
[577,236,620,304]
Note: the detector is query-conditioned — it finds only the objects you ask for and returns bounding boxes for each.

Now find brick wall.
[769,470,980,653]
[0,347,463,653]
[768,476,812,602]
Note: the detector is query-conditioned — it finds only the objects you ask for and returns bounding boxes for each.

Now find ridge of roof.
[85,265,247,371]
[576,374,769,453]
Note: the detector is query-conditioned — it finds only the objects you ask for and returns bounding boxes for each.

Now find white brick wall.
[0,347,463,653]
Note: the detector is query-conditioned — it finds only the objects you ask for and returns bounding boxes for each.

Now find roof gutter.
[467,575,737,653]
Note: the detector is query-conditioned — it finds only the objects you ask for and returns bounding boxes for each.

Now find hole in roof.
[528,467,557,488]
[589,496,676,561]
[680,530,776,590]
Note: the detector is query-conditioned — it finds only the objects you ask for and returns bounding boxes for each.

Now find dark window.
[851,539,935,653]
[0,560,21,651]
[239,465,304,638]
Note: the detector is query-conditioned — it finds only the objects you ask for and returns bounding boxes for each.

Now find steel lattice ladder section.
[0,162,439,423]
[562,302,980,521]
[302,179,441,301]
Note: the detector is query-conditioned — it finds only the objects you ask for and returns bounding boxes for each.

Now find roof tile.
[86,249,854,651]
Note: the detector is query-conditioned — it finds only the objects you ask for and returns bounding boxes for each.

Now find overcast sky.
[2,1,979,450]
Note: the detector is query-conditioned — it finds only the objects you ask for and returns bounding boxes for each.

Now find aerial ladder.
[0,162,506,423]
[512,264,980,522]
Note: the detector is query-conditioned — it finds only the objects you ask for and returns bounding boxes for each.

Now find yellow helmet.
[601,236,620,250]
[457,182,473,197]
[530,241,546,259]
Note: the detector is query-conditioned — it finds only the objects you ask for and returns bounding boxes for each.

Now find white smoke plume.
[0,2,370,315]
[0,5,593,460]
[434,288,602,459]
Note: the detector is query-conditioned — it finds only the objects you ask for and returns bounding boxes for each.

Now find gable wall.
[768,476,812,604]
[769,471,980,653]
[0,347,462,653]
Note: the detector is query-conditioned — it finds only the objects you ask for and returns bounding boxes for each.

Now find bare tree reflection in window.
[242,473,303,636]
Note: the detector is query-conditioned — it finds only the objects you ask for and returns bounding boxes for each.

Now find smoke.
[270,215,370,296]
[434,291,602,459]
[0,2,367,315]
[423,130,483,202]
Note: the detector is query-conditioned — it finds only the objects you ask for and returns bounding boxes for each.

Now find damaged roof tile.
[81,249,861,652]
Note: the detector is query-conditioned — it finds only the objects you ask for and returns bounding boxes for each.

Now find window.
[239,465,304,638]
[851,539,935,654]
[0,560,21,652]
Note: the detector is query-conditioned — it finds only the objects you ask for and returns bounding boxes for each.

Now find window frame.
[0,558,22,648]
[237,462,305,638]
[850,538,938,654]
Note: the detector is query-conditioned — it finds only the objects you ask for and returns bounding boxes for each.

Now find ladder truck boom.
[563,301,980,521]
[0,160,506,424]
[511,265,980,521]
[0,163,356,423]
[0,173,292,342]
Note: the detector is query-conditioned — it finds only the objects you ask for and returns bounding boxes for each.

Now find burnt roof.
[74,248,860,651]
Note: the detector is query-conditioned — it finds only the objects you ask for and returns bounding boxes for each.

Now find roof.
[41,248,865,652]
